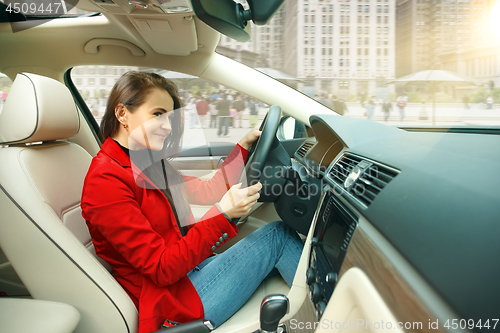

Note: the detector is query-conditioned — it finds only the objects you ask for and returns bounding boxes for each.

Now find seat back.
[0,73,138,333]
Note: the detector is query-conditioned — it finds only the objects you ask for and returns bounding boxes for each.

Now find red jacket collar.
[100,137,172,197]
[101,137,132,168]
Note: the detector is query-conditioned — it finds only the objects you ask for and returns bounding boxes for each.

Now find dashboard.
[283,114,500,332]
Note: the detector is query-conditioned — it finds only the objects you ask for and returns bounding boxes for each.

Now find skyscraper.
[395,0,494,78]
[218,0,397,98]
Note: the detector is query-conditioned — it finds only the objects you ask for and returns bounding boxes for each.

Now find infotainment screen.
[314,193,358,271]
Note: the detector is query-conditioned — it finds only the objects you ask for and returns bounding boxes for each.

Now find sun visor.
[129,15,198,56]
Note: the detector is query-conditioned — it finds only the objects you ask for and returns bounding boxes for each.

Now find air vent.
[328,154,362,185]
[295,141,315,159]
[329,153,399,207]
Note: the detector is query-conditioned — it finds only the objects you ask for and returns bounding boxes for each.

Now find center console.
[306,190,359,319]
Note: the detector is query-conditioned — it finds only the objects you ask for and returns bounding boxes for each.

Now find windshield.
[218,0,500,128]
[63,0,500,130]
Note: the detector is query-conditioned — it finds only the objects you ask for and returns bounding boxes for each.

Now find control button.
[215,242,221,247]
[316,301,327,320]
[326,272,338,286]
[311,237,319,247]
[309,283,321,303]
[129,0,148,9]
[210,246,217,251]
[306,268,316,285]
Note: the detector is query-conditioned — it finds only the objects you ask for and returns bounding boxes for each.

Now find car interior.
[1,0,499,333]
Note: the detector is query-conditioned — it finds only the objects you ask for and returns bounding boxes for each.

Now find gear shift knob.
[260,294,289,333]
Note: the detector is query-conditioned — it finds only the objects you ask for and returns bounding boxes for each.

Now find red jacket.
[196,100,209,115]
[81,138,248,333]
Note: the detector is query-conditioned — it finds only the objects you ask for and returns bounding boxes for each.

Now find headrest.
[0,73,79,145]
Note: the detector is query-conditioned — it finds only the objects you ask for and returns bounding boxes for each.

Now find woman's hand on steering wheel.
[238,128,261,150]
[218,182,262,219]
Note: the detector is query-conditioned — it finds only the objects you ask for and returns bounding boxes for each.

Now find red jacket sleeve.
[183,143,249,205]
[81,161,238,288]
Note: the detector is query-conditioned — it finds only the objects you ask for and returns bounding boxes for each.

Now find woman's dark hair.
[101,71,184,159]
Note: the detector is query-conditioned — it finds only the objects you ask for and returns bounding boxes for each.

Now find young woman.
[81,72,303,333]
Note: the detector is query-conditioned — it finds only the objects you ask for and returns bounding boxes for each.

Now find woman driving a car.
[80,71,303,333]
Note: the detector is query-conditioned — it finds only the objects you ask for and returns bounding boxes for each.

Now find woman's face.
[124,88,175,151]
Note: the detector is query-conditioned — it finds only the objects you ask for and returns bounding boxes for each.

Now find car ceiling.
[0,0,221,81]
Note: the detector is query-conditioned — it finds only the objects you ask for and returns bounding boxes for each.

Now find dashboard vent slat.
[295,141,315,158]
[329,153,399,207]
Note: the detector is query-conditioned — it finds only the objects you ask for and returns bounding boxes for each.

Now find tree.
[190,85,200,96]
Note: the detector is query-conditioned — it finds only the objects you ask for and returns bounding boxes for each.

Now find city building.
[395,0,494,78]
[439,0,500,90]
[219,0,397,99]
[72,66,139,100]
[72,66,139,116]
[216,4,286,69]
[283,0,397,99]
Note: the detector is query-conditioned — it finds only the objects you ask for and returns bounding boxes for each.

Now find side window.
[0,72,12,115]
[71,66,267,148]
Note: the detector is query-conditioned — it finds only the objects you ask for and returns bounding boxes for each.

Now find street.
[342,102,500,127]
[2,102,497,150]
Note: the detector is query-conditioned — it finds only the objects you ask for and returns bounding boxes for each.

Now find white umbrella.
[390,70,483,87]
[388,70,484,125]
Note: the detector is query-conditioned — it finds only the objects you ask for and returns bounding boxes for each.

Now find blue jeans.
[187,221,303,327]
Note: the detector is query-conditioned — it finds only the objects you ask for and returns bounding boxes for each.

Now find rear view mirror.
[191,0,285,42]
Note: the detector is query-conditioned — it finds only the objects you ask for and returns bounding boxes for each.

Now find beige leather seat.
[0,72,290,333]
[0,73,138,333]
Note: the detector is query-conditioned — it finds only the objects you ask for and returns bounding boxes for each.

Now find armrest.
[0,298,80,333]
[152,319,214,333]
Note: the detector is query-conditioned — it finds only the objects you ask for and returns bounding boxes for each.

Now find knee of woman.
[266,220,295,236]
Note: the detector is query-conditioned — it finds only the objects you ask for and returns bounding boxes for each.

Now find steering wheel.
[243,105,281,186]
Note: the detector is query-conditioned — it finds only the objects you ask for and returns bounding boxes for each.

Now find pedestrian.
[0,90,8,112]
[208,99,218,128]
[91,98,101,118]
[365,96,376,121]
[186,96,199,129]
[381,98,393,122]
[487,96,493,109]
[216,93,231,137]
[249,99,258,128]
[331,95,343,115]
[211,91,221,102]
[418,99,429,121]
[339,99,348,114]
[318,93,333,109]
[195,96,209,128]
[232,95,246,128]
[396,96,407,122]
[462,95,470,110]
